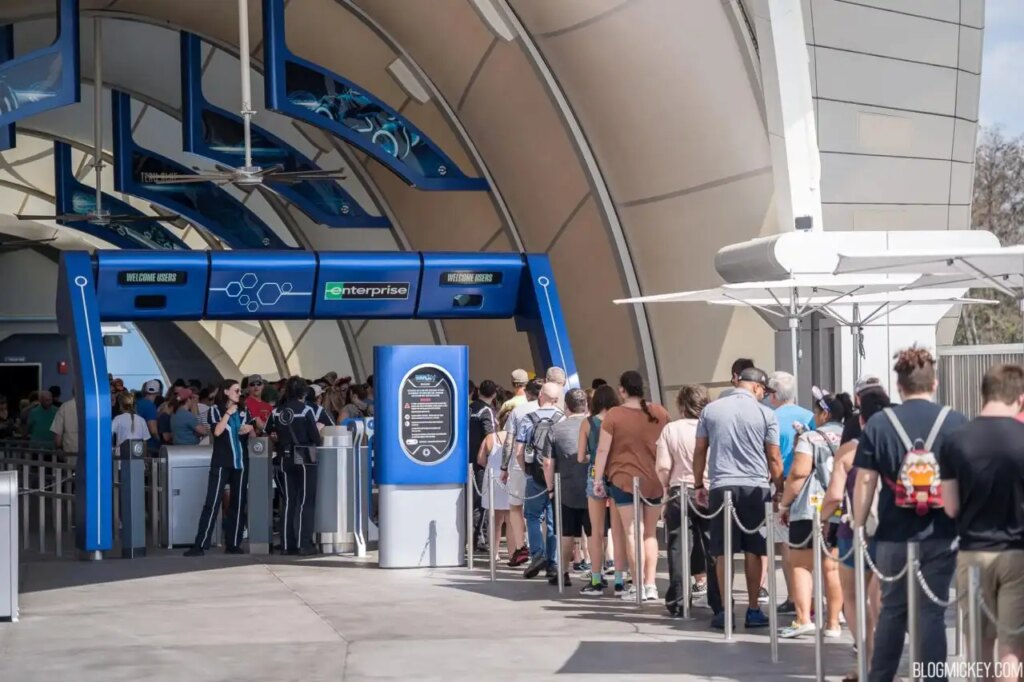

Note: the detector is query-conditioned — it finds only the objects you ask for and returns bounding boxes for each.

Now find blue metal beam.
[262,0,487,192]
[0,25,16,150]
[111,89,288,250]
[180,32,388,229]
[53,141,188,250]
[0,0,79,131]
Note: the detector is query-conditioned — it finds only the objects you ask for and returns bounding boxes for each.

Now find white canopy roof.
[613,274,920,306]
[834,246,1024,297]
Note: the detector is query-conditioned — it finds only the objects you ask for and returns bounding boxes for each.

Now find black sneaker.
[544,565,558,580]
[778,600,796,614]
[224,546,244,555]
[508,546,530,567]
[183,547,204,557]
[614,582,626,595]
[580,582,606,597]
[758,587,770,605]
[548,572,571,586]
[523,555,548,579]
[299,546,318,556]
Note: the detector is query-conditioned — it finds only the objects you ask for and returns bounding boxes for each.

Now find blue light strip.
[53,141,188,250]
[262,0,488,192]
[0,0,80,129]
[180,33,388,228]
[111,89,288,249]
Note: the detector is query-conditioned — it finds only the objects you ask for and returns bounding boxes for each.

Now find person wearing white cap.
[137,379,162,453]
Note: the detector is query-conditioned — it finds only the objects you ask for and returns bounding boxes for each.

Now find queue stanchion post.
[853,527,869,682]
[907,541,921,681]
[765,500,778,663]
[466,463,474,570]
[55,466,63,558]
[488,471,496,583]
[966,564,982,682]
[633,476,643,608]
[812,508,824,682]
[954,585,963,658]
[680,483,692,620]
[555,473,564,595]
[723,490,733,641]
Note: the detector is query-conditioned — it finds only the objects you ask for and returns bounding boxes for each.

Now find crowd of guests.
[471,349,1023,682]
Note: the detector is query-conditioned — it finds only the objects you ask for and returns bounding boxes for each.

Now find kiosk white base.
[378,484,465,568]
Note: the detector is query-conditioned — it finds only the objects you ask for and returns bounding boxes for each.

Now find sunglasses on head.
[251,381,263,387]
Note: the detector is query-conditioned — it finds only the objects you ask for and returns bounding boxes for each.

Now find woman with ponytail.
[592,371,669,602]
[111,391,150,450]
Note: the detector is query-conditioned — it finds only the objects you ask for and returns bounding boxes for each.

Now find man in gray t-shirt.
[547,389,591,585]
[692,367,784,628]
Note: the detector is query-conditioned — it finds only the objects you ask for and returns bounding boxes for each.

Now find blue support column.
[57,252,112,554]
[516,254,580,389]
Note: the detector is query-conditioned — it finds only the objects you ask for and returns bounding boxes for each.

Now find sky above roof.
[980,0,1024,136]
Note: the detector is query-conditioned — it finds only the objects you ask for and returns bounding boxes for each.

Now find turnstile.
[159,446,213,548]
[315,427,371,555]
[0,470,17,621]
[247,437,272,554]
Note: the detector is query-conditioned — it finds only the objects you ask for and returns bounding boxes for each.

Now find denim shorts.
[585,469,606,500]
[606,481,661,507]
[836,534,877,569]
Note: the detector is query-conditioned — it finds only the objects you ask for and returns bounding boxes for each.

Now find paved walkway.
[0,550,927,681]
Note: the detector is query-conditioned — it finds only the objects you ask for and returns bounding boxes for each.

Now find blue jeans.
[870,538,957,682]
[524,477,556,564]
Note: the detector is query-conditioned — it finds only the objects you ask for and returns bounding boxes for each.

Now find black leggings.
[664,487,723,614]
[276,461,318,552]
[193,465,247,550]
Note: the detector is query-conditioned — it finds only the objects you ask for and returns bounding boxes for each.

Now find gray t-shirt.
[551,414,588,509]
[696,389,780,489]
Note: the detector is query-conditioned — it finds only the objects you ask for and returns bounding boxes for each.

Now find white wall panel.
[821,154,951,204]
[954,72,981,120]
[823,203,949,231]
[949,162,974,205]
[951,118,978,162]
[947,204,971,230]
[814,48,957,115]
[816,100,953,158]
[841,0,959,23]
[958,26,983,73]
[810,0,959,67]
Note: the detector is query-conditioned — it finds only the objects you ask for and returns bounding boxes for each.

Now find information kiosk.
[375,346,467,568]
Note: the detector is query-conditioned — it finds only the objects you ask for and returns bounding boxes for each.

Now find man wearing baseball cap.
[498,369,530,423]
[693,366,784,629]
[137,379,163,452]
[244,374,272,426]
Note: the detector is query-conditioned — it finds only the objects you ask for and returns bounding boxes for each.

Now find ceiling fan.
[140,0,347,188]
[0,232,58,252]
[15,19,179,227]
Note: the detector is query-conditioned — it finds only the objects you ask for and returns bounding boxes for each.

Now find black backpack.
[524,410,562,485]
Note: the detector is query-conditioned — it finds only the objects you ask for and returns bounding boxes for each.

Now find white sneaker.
[780,621,816,639]
[823,627,842,638]
[643,584,659,602]
[619,585,638,601]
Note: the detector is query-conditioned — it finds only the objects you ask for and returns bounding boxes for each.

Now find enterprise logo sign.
[324,281,410,301]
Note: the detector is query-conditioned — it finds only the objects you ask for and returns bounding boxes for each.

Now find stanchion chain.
[686,496,725,520]
[470,473,485,497]
[817,525,854,563]
[729,506,766,535]
[638,488,681,507]
[912,560,954,608]
[978,594,1024,635]
[493,477,553,501]
[859,535,908,583]
[787,530,814,550]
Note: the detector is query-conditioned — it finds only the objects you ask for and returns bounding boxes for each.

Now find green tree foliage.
[954,128,1024,345]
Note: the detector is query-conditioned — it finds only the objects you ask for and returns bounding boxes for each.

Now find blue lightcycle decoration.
[180,32,388,228]
[262,0,488,191]
[0,0,79,132]
[111,90,288,250]
[52,142,187,250]
[0,26,15,150]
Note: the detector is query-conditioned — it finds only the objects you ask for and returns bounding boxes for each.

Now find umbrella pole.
[789,292,799,397]
[852,303,861,385]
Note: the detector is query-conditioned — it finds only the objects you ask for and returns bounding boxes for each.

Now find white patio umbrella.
[711,290,997,381]
[835,246,1024,349]
[614,274,920,393]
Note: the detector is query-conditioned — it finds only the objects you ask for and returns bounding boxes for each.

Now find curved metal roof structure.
[0,0,985,400]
